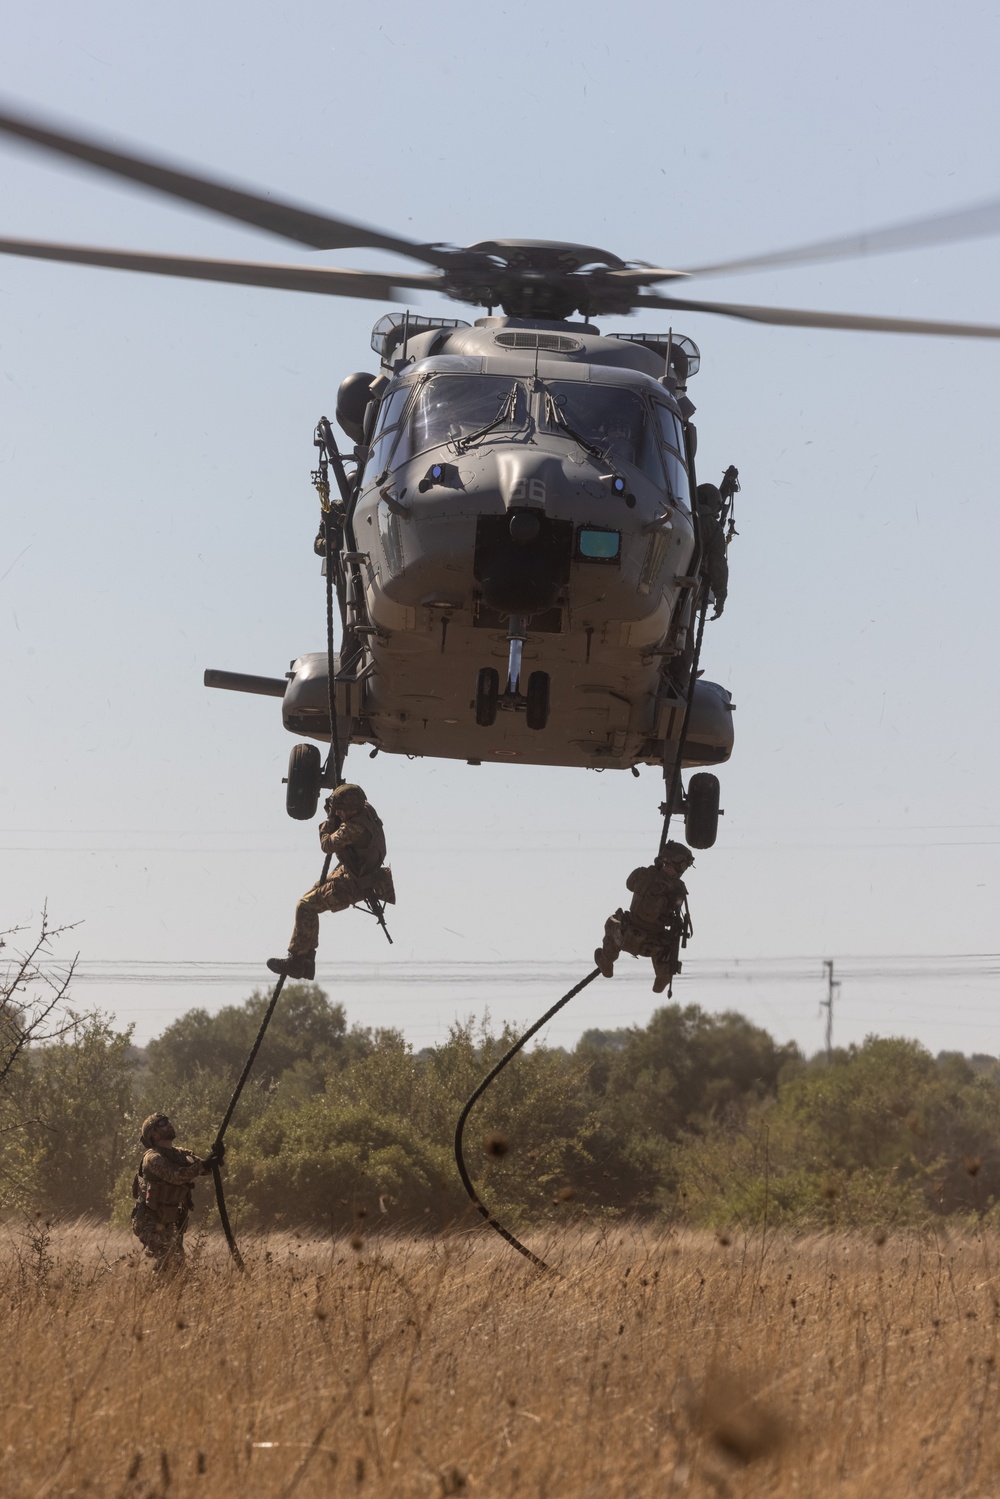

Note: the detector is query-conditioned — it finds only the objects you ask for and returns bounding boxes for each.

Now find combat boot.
[651,958,680,995]
[266,950,316,980]
[594,946,615,979]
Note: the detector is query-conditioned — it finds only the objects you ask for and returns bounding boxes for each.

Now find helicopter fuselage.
[278,316,735,773]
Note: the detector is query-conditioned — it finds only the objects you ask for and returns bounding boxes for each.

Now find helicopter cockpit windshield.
[544,383,662,483]
[409,375,526,454]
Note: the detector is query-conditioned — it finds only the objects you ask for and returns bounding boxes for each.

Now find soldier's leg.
[595,912,626,979]
[154,1224,186,1274]
[139,1220,171,1268]
[270,870,363,978]
[651,932,682,995]
[292,868,361,943]
[288,883,326,955]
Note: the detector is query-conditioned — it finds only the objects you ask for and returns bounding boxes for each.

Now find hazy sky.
[2,0,999,1056]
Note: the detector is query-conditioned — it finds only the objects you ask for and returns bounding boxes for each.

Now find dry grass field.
[3,1219,999,1497]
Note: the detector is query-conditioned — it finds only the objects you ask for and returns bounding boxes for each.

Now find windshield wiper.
[452,385,521,453]
[543,392,604,461]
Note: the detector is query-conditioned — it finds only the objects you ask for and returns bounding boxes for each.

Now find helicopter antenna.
[664,326,673,381]
[401,307,410,365]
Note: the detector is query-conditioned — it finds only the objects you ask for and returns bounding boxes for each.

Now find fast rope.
[317,417,393,943]
[209,425,356,1267]
[453,967,601,1272]
[209,972,288,1271]
[659,591,710,852]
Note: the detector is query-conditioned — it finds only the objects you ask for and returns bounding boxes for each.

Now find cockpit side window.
[396,375,525,466]
[363,383,413,485]
[545,383,662,482]
[652,403,691,509]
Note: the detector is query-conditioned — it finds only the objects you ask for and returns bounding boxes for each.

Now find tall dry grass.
[2,1217,999,1497]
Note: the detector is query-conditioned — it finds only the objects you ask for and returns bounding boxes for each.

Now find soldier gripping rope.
[267,783,395,980]
[131,1113,222,1272]
[595,842,694,994]
[695,483,730,620]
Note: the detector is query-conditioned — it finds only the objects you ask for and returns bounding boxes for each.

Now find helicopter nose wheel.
[475,613,550,731]
[525,671,550,731]
[475,667,500,726]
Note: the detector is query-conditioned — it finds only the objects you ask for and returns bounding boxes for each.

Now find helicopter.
[4,103,1000,852]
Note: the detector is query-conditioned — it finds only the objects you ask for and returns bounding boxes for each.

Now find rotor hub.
[440,239,641,319]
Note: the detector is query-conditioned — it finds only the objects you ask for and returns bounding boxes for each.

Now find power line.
[21,953,1000,986]
[5,839,1000,853]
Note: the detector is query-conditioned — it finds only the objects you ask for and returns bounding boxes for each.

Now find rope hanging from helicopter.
[208,425,390,1268]
[313,417,395,945]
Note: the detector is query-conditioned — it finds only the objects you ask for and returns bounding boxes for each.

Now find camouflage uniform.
[131,1114,212,1272]
[696,483,729,619]
[596,844,693,994]
[270,785,395,978]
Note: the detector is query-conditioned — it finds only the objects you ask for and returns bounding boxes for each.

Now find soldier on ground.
[267,782,395,980]
[131,1113,223,1272]
[696,482,729,619]
[595,841,694,994]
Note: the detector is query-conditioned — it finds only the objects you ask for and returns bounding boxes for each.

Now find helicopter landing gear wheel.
[475,667,500,727]
[285,742,322,821]
[684,772,721,848]
[525,671,550,731]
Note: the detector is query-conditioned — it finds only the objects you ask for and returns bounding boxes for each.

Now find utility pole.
[821,959,840,1064]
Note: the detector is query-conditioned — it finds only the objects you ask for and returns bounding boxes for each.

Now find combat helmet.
[141,1112,171,1147]
[657,841,694,871]
[696,483,723,514]
[328,782,367,814]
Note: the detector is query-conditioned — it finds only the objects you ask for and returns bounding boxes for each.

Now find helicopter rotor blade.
[636,291,1000,340]
[675,196,1000,281]
[0,100,449,264]
[0,236,442,300]
[608,266,690,286]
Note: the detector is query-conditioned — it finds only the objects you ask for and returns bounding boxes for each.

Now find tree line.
[4,960,1000,1233]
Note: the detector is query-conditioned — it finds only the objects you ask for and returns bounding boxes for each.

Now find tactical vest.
[134,1151,196,1222]
[628,867,686,930]
[339,805,387,885]
[138,1172,191,1217]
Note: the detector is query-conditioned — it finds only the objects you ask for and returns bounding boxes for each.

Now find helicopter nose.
[471,452,578,614]
[496,451,564,510]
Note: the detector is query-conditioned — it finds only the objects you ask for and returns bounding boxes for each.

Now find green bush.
[8,976,1000,1235]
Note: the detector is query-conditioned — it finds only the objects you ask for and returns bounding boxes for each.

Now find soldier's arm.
[143,1148,209,1185]
[625,866,652,894]
[319,819,365,857]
